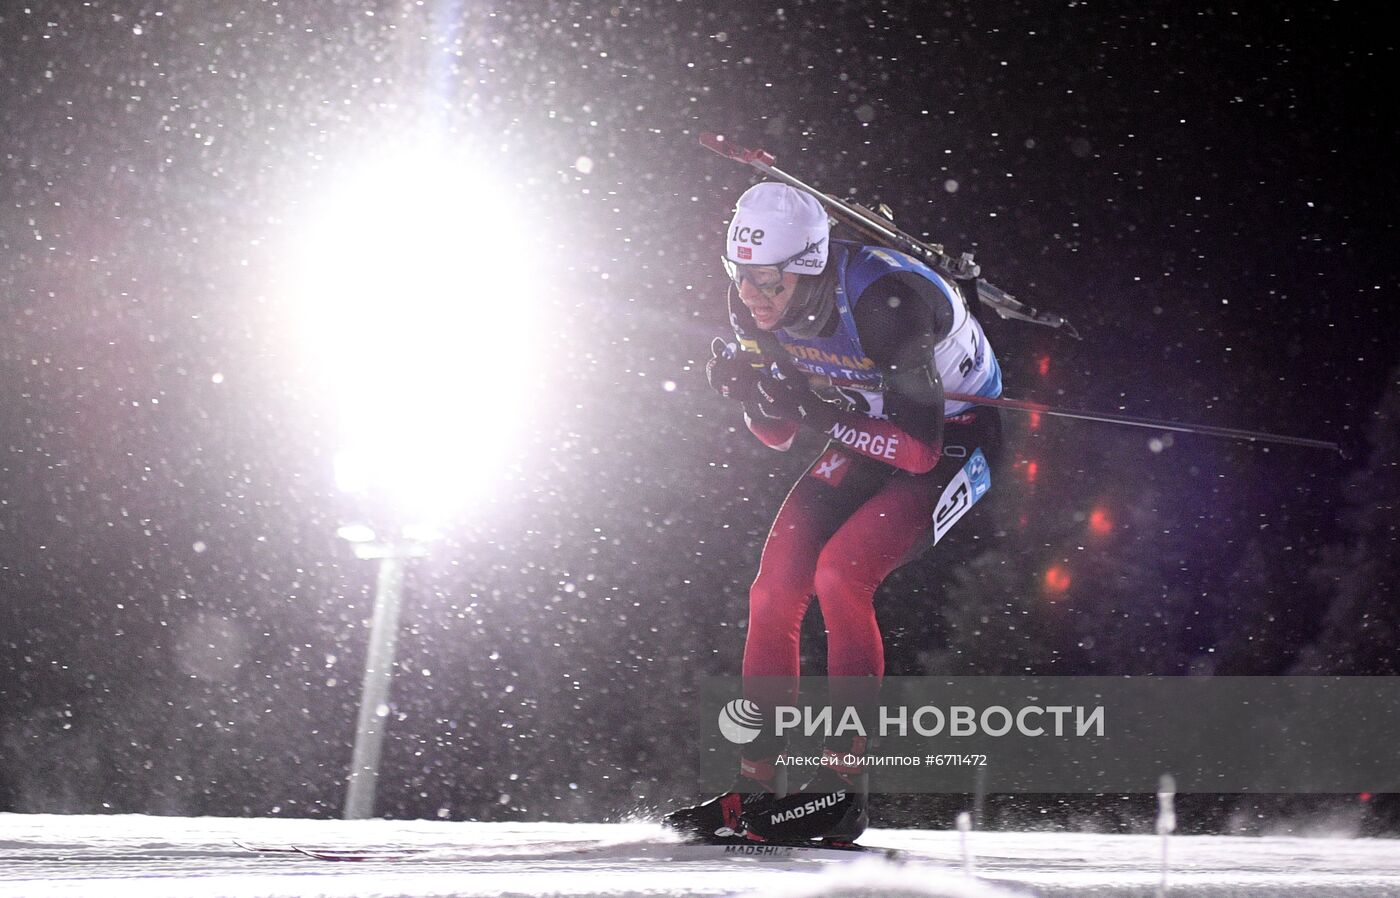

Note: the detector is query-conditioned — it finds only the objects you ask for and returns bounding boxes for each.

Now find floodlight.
[290,139,543,520]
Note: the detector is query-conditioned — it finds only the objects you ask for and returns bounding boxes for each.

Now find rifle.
[700,132,1080,339]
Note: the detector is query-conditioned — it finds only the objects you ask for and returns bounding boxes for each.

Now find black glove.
[753,373,836,430]
[705,338,765,402]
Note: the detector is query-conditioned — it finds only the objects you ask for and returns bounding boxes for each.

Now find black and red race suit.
[730,242,1005,690]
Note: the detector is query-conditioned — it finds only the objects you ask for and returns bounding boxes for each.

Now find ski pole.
[701,134,1341,457]
[945,392,1344,455]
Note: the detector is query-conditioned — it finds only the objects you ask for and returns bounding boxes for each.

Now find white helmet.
[725,182,829,276]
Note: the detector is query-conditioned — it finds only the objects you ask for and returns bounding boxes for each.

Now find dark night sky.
[1,1,1396,822]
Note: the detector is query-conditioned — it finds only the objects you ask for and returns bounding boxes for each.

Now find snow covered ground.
[2,813,1399,897]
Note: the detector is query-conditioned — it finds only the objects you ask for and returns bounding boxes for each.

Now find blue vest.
[772,241,879,390]
[773,241,1002,417]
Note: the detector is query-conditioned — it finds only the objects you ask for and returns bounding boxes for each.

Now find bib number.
[932,448,992,545]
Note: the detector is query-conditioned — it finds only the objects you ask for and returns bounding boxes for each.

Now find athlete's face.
[736,271,800,330]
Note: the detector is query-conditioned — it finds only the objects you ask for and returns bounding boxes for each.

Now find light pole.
[284,140,545,819]
[339,526,433,820]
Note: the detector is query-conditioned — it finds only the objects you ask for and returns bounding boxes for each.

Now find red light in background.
[1025,461,1038,483]
[1044,564,1071,595]
[1360,792,1373,802]
[1037,355,1051,377]
[1029,411,1042,431]
[1088,506,1113,536]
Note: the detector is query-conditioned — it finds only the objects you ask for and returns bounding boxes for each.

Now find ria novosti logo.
[717,699,764,744]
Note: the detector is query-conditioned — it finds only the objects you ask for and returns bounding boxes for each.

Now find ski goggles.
[721,239,824,293]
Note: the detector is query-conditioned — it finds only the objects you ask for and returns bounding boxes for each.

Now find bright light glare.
[289,141,542,520]
[336,523,378,543]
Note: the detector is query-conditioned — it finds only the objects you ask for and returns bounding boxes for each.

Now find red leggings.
[743,412,1001,682]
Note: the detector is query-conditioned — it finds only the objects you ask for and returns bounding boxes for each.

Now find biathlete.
[666,182,1005,845]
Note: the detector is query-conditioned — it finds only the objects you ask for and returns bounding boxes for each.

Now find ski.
[237,838,899,863]
[294,846,432,861]
[232,840,299,854]
[233,841,430,860]
[696,838,900,861]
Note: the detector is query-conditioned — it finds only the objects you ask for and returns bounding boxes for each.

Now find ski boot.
[741,754,868,846]
[663,757,789,842]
